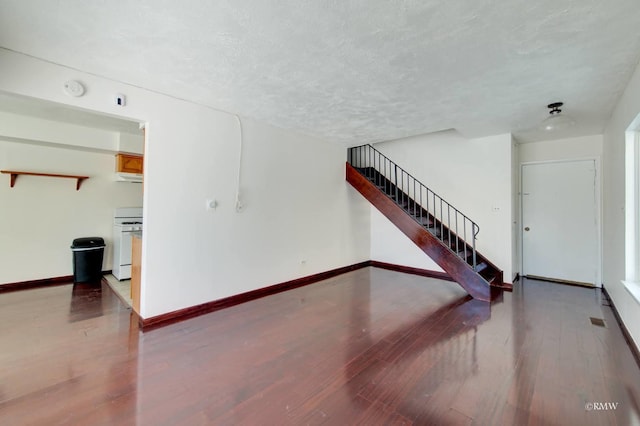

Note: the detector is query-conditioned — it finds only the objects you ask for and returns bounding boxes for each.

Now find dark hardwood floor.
[1,270,639,425]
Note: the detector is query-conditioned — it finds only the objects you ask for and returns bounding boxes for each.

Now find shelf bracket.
[76,177,87,191]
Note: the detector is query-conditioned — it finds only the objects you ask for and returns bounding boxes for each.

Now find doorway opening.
[0,91,145,309]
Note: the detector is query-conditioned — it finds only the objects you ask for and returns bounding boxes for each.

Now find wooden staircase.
[346,146,508,302]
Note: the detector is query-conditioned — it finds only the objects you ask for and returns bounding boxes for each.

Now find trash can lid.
[71,237,105,249]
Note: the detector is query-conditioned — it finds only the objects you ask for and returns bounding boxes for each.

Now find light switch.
[206,199,218,211]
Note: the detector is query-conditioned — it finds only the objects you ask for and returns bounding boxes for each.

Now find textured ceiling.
[0,1,639,144]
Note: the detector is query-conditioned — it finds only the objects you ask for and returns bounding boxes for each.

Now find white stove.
[113,207,143,280]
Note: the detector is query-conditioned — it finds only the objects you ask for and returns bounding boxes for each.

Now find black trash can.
[71,237,105,283]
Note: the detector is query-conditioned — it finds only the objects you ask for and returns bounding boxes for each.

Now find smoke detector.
[63,80,85,97]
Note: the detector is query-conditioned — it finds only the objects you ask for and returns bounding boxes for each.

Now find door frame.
[520,158,602,287]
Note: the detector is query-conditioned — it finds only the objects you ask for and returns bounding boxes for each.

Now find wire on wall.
[235,115,244,212]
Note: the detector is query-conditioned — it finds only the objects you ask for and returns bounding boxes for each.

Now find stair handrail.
[348,144,480,269]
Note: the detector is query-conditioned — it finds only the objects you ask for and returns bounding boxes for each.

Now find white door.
[522,160,599,285]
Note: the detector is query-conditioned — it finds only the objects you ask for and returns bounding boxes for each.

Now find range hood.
[115,172,143,183]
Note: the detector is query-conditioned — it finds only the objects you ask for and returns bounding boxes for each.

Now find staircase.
[347,144,507,302]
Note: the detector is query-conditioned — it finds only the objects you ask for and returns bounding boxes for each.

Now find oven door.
[119,230,134,268]
[114,226,138,280]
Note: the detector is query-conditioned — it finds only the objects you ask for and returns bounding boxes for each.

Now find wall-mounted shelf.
[1,170,89,191]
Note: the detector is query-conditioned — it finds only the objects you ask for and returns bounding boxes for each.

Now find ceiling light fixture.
[541,102,575,131]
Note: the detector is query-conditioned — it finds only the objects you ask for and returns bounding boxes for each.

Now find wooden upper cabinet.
[116,153,143,174]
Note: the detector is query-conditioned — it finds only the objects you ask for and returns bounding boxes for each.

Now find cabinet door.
[116,154,143,174]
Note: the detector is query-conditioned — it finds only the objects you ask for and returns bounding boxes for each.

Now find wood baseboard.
[524,274,595,288]
[141,261,371,330]
[492,281,514,291]
[371,260,514,291]
[141,261,514,330]
[602,286,640,369]
[368,261,454,282]
[0,271,113,293]
[0,275,74,293]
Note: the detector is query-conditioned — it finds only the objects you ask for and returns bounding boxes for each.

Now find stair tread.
[412,216,432,226]
[475,262,489,273]
[455,249,473,260]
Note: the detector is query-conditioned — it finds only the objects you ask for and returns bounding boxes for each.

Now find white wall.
[0,110,120,152]
[603,59,640,350]
[0,49,371,317]
[144,113,371,317]
[519,134,603,163]
[0,138,143,283]
[370,208,443,271]
[371,131,514,282]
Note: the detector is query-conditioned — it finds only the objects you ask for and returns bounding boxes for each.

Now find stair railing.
[348,144,479,270]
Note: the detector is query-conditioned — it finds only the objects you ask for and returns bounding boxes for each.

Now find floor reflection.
[3,269,640,424]
[506,278,640,425]
[345,268,493,422]
[0,280,140,424]
[68,282,104,322]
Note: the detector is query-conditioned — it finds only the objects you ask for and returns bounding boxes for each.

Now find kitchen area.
[0,92,146,314]
[105,206,143,314]
[102,153,145,314]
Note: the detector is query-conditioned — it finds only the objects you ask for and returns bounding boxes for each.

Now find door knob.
[524,227,530,231]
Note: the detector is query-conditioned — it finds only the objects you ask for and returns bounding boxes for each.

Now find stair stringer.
[347,163,491,302]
